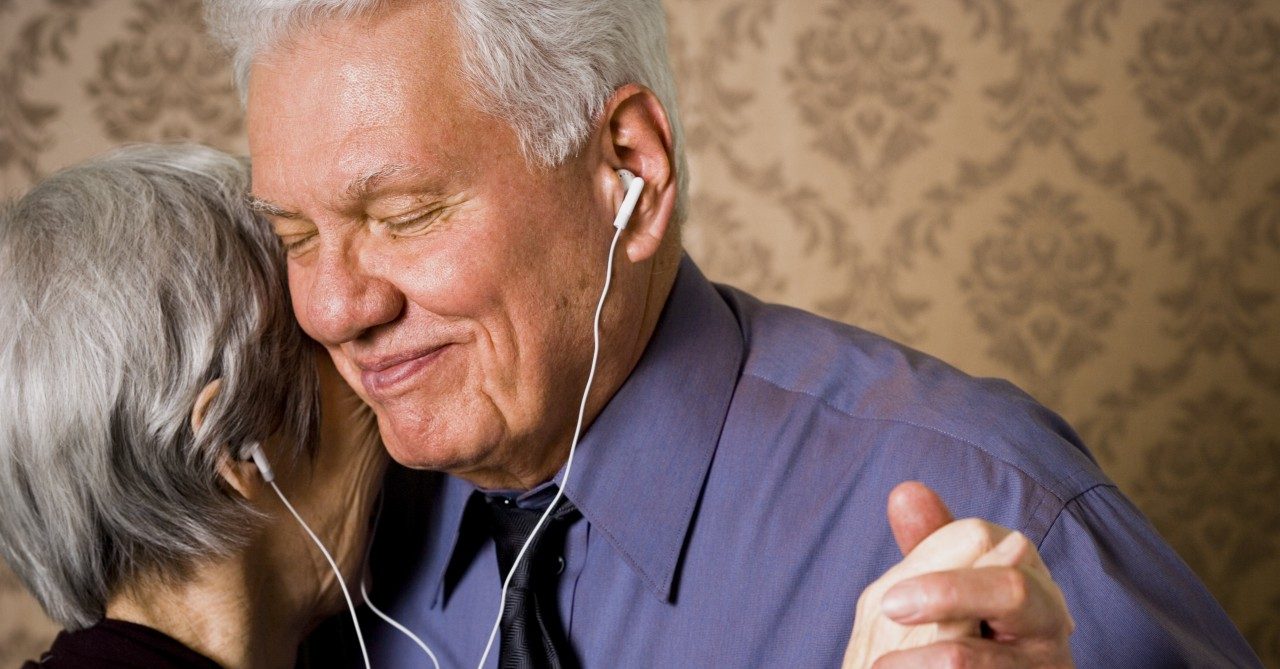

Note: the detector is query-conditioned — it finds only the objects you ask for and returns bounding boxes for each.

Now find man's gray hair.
[0,143,318,630]
[203,0,689,223]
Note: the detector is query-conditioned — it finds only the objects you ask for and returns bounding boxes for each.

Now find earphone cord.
[359,493,442,669]
[270,480,372,669]
[361,581,441,669]
[476,223,626,669]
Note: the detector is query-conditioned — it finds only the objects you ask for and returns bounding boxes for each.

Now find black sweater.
[22,618,222,668]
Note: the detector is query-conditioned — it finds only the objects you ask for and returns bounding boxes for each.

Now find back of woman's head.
[0,143,317,629]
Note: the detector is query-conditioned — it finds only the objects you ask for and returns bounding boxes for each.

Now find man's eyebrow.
[245,165,442,221]
[246,195,303,220]
[343,164,433,201]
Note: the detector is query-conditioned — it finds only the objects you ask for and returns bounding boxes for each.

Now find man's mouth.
[357,345,451,399]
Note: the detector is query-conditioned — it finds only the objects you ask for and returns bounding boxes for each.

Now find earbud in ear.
[245,442,276,483]
[612,169,645,231]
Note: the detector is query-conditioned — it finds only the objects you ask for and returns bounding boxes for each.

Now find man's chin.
[378,425,486,474]
[383,438,456,471]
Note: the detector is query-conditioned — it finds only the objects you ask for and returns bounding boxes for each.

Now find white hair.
[0,143,318,630]
[203,0,688,223]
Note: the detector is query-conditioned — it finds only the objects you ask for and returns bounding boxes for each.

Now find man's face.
[246,3,617,486]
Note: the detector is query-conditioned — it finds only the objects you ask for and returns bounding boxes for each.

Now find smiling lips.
[357,345,451,399]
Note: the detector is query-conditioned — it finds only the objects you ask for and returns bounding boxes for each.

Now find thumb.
[887,481,954,556]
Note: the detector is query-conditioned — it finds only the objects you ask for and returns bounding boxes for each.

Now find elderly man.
[205,0,1260,667]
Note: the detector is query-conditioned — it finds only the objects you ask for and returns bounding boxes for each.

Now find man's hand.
[843,482,1075,668]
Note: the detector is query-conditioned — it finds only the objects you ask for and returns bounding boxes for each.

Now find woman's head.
[0,143,318,629]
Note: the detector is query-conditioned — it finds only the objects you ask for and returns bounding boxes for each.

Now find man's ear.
[592,83,678,263]
[192,379,266,500]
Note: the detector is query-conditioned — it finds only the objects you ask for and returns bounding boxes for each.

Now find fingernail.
[881,587,920,620]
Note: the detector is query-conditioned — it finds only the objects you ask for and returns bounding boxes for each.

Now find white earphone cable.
[361,579,441,669]
[475,222,626,669]
[270,480,372,669]
[357,493,442,669]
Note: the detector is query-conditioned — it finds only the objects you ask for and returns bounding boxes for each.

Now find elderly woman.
[0,144,387,668]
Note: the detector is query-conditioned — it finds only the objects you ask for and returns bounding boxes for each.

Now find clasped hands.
[844,482,1075,668]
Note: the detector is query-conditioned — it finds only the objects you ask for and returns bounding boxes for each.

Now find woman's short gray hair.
[0,143,317,630]
[203,0,688,223]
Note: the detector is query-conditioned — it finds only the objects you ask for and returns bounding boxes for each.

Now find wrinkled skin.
[246,2,679,490]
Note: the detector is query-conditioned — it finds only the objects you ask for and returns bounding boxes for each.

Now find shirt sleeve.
[1038,484,1263,668]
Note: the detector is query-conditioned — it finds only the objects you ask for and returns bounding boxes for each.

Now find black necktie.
[483,493,581,669]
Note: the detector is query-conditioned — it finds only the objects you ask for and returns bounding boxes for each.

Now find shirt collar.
[430,255,744,604]
[557,255,743,601]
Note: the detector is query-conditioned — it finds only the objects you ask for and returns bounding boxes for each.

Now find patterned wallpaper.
[1,0,1277,665]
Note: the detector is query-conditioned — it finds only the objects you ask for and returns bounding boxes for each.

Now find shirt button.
[555,556,566,575]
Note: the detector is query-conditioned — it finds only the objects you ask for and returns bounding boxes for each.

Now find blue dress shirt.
[348,256,1260,668]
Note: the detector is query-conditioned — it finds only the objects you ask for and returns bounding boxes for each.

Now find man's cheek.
[330,352,374,403]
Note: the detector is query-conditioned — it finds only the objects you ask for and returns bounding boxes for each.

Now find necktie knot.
[484,494,578,583]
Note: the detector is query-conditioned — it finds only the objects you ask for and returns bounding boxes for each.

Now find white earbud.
[612,169,645,230]
[246,443,275,483]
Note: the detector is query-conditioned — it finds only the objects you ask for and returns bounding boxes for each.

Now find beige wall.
[2,0,1278,664]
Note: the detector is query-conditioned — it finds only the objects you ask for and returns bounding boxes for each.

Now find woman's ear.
[190,379,223,433]
[192,379,266,500]
[217,452,266,501]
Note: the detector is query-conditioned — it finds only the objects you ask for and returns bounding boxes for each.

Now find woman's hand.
[843,482,1075,669]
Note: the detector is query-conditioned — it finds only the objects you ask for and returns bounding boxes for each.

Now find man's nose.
[302,242,404,344]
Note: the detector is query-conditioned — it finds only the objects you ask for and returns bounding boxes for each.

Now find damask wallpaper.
[1,0,1277,665]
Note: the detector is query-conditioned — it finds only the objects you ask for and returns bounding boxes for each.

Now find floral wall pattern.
[1,0,1277,665]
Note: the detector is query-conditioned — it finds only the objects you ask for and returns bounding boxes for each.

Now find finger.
[882,569,1070,643]
[895,518,1011,577]
[973,529,1050,575]
[871,637,1022,669]
[880,566,1035,625]
[869,517,1011,607]
[971,532,1072,639]
[887,481,953,556]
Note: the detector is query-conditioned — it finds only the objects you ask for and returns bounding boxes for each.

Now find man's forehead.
[242,1,478,215]
[245,0,458,104]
